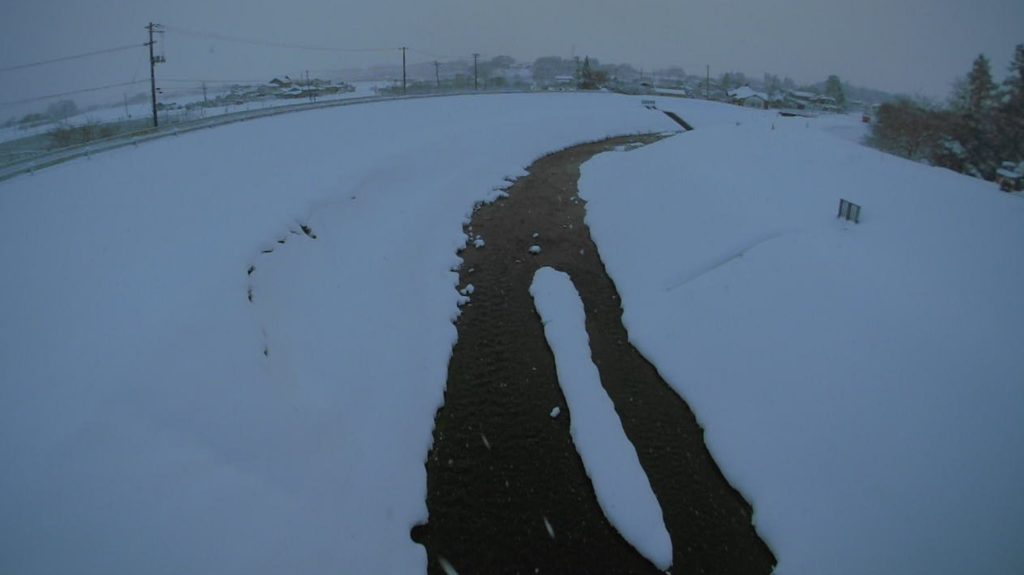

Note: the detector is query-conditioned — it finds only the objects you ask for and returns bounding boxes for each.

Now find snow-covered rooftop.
[728,86,769,101]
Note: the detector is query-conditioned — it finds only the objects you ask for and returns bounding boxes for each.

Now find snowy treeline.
[869,44,1024,186]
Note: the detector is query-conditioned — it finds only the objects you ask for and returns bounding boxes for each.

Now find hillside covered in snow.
[1,93,1021,574]
[581,106,1024,574]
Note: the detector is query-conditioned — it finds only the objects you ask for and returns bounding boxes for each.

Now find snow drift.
[0,93,674,575]
[580,108,1024,574]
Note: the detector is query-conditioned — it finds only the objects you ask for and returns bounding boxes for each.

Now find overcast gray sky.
[1,0,1022,112]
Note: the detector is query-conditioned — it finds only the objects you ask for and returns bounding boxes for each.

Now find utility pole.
[434,61,440,89]
[706,64,710,100]
[146,22,165,128]
[202,81,208,106]
[473,53,480,90]
[401,47,407,95]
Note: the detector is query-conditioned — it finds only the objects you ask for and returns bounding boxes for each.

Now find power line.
[407,47,458,61]
[414,48,496,63]
[405,57,453,68]
[0,44,143,73]
[160,78,275,85]
[160,75,359,86]
[129,48,148,84]
[0,80,149,108]
[163,24,398,54]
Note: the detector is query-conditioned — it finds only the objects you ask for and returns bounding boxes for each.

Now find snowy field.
[581,104,1024,574]
[0,92,674,574]
[0,81,388,145]
[2,92,1021,574]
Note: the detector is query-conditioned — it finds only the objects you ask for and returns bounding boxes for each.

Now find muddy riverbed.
[413,135,775,574]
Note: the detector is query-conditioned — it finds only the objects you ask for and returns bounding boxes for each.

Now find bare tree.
[868,98,944,160]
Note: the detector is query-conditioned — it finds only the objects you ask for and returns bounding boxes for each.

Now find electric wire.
[0,80,149,108]
[1,24,489,114]
[0,44,143,73]
[160,78,275,85]
[408,47,466,61]
[163,24,399,54]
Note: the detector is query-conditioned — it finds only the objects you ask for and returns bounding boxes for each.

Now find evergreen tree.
[1004,45,1024,101]
[966,54,997,116]
[996,45,1024,162]
[950,54,1000,177]
[824,75,846,108]
[874,46,1024,181]
[577,56,605,90]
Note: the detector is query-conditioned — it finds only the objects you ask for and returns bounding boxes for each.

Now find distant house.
[610,79,654,96]
[728,85,769,109]
[811,94,840,112]
[785,90,840,112]
[548,75,577,91]
[786,90,816,109]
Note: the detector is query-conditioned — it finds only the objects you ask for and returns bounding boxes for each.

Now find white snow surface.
[812,112,871,146]
[530,267,672,571]
[580,103,1024,574]
[0,93,675,575]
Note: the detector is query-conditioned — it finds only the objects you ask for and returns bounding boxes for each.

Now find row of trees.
[396,54,863,105]
[870,45,1024,180]
[531,55,608,88]
[2,99,81,129]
